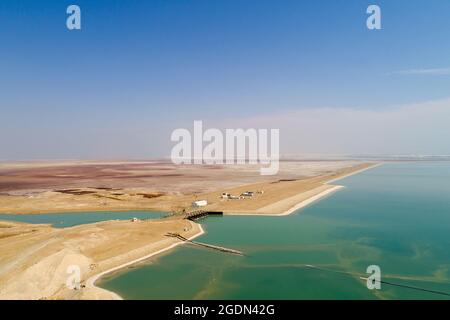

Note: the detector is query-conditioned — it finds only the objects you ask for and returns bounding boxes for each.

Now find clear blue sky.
[1,0,450,159]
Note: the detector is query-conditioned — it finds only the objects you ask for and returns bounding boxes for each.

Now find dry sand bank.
[200,162,374,215]
[0,218,201,300]
[226,185,345,216]
[85,224,205,300]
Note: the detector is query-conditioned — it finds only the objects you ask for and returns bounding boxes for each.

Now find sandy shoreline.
[225,185,345,217]
[325,162,383,184]
[224,185,345,216]
[85,221,205,300]
[0,218,201,300]
[225,163,381,217]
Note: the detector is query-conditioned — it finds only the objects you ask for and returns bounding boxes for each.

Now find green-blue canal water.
[98,162,449,299]
[0,211,165,228]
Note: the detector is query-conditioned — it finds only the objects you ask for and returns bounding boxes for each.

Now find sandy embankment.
[84,224,205,300]
[201,162,377,215]
[240,162,382,216]
[0,218,202,300]
[237,185,345,216]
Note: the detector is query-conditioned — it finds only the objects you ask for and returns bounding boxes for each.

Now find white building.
[192,200,208,207]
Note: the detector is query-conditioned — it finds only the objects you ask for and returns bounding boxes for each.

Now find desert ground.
[0,160,373,214]
[0,160,376,300]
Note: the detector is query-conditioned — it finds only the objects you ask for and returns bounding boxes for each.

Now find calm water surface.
[0,211,165,228]
[99,162,450,299]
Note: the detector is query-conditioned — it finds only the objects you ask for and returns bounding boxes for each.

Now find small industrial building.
[192,200,208,207]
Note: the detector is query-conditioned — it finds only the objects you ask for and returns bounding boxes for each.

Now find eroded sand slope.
[0,218,200,300]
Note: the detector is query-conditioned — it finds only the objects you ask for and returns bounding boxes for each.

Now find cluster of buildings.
[221,190,263,200]
[190,190,265,208]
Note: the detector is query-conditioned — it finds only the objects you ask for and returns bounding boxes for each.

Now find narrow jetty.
[184,210,223,221]
[166,232,244,256]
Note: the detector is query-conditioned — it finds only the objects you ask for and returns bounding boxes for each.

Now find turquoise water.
[100,162,450,299]
[0,211,166,228]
